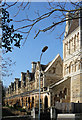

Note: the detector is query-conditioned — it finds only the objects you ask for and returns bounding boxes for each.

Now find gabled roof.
[41,64,48,71]
[35,61,48,72]
[29,73,34,81]
[44,54,62,73]
[49,76,71,89]
[66,12,79,37]
[68,18,79,36]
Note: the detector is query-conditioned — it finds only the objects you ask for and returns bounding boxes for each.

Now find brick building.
[4,11,82,110]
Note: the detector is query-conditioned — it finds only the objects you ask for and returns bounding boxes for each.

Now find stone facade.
[63,11,82,103]
[4,11,82,110]
[4,54,63,110]
[50,77,71,106]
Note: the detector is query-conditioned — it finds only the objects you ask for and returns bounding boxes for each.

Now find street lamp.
[39,46,48,120]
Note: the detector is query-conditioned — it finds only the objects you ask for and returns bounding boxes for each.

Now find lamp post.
[39,46,48,120]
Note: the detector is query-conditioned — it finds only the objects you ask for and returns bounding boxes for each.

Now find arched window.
[80,58,82,70]
[22,98,23,107]
[64,88,67,95]
[77,32,79,48]
[69,64,71,74]
[28,97,30,109]
[44,96,48,109]
[59,91,62,99]
[74,35,76,51]
[32,97,34,107]
[26,98,27,106]
[75,61,77,72]
[70,40,71,54]
[40,99,42,108]
[71,37,73,53]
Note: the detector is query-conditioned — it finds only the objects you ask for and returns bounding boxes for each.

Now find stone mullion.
[78,60,80,70]
[74,36,76,52]
[76,60,78,71]
[72,37,74,53]
[70,62,72,73]
[67,42,68,57]
[70,40,72,54]
[66,65,68,75]
[76,34,78,50]
[77,33,79,49]
[63,42,66,59]
[64,43,66,58]
[65,43,67,57]
[68,40,70,55]
[69,63,71,73]
[69,40,70,54]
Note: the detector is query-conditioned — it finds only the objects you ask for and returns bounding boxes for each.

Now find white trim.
[63,27,79,43]
[63,49,82,62]
[49,77,70,89]
[57,114,76,118]
[44,54,61,73]
[64,69,82,79]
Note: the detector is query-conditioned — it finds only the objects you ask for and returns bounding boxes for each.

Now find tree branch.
[5,2,18,9]
[34,16,81,39]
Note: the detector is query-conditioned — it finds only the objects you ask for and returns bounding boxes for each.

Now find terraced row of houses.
[4,11,82,110]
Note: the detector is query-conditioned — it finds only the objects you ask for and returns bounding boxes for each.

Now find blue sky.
[3,2,66,87]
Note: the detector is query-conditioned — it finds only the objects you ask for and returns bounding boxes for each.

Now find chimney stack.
[21,72,26,88]
[11,82,14,93]
[65,12,72,37]
[15,78,20,93]
[31,62,37,73]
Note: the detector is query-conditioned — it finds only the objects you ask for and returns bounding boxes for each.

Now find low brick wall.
[55,103,82,113]
[2,107,27,117]
[12,110,27,115]
[57,113,82,120]
[2,115,31,120]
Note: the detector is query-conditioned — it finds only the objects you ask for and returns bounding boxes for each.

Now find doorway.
[44,96,48,109]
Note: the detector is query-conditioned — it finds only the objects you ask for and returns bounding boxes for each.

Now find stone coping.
[57,114,82,118]
[2,115,31,118]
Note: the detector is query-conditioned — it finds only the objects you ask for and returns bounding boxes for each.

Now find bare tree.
[2,54,16,77]
[1,1,82,46]
[0,7,20,79]
[1,1,82,78]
